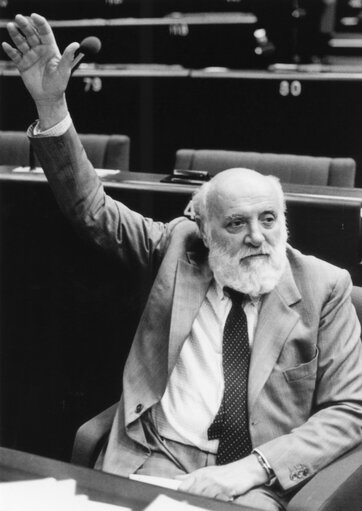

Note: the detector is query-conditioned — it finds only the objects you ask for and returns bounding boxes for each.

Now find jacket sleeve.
[30,123,181,272]
[259,270,362,491]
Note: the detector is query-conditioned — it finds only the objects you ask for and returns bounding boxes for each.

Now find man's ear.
[195,216,209,248]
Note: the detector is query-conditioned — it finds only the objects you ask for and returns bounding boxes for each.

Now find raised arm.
[2,13,174,272]
[2,13,78,129]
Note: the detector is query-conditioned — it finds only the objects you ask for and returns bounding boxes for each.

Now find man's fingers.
[1,41,22,64]
[13,14,41,48]
[215,492,234,502]
[63,42,81,62]
[175,474,188,481]
[59,42,80,74]
[177,475,194,491]
[180,480,233,502]
[2,41,42,71]
[29,13,57,46]
[6,21,30,54]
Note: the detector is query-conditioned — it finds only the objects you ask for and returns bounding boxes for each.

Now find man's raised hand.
[2,13,79,106]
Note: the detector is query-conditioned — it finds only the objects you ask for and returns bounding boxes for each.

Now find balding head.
[192,168,285,228]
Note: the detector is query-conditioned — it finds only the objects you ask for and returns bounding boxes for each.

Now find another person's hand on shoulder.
[2,13,79,129]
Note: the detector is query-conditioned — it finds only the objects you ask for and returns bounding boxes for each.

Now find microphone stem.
[71,52,85,71]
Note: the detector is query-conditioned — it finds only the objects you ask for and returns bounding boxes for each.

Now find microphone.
[71,36,102,72]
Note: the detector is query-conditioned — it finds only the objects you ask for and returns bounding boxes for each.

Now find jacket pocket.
[283,347,319,382]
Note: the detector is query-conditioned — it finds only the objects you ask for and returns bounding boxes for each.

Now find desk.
[2,166,362,199]
[0,447,245,511]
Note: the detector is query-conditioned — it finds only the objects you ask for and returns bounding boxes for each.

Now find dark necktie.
[208,287,252,465]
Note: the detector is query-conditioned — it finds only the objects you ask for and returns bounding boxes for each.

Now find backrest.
[0,131,30,166]
[79,133,130,171]
[352,286,362,329]
[174,149,356,187]
[0,131,130,171]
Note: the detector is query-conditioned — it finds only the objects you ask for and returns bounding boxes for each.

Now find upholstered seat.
[0,130,130,170]
[174,149,356,187]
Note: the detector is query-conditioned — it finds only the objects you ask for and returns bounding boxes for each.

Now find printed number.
[279,80,302,97]
[279,80,289,97]
[184,199,195,220]
[169,23,189,36]
[83,77,102,92]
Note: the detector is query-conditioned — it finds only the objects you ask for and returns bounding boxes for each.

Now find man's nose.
[245,223,264,247]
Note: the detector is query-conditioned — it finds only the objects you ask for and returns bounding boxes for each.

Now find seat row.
[0,130,356,187]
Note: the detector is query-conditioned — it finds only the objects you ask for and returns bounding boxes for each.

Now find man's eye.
[228,219,245,228]
[262,215,275,226]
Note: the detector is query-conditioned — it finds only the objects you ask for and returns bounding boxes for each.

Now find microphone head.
[79,36,102,57]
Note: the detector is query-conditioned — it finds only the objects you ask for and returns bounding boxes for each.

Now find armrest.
[71,403,118,468]
[288,443,362,511]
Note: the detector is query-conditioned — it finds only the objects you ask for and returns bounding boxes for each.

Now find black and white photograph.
[0,1,362,510]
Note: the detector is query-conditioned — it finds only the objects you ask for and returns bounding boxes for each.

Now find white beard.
[207,228,288,298]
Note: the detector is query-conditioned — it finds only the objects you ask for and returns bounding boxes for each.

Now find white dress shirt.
[152,281,261,453]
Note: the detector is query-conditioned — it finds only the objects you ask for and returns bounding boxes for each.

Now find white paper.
[0,478,131,511]
[11,166,120,177]
[12,166,44,173]
[144,494,210,511]
[129,473,181,491]
[82,500,131,510]
[94,168,120,177]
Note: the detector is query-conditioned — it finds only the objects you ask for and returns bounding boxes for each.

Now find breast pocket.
[283,347,319,382]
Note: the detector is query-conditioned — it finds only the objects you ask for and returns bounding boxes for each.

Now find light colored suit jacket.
[31,125,362,492]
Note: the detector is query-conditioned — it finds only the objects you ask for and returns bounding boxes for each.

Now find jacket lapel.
[168,251,213,374]
[248,260,301,409]
[124,238,211,429]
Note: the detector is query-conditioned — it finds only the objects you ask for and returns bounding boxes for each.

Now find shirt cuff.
[28,113,72,137]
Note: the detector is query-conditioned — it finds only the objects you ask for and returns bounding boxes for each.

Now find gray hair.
[192,169,286,226]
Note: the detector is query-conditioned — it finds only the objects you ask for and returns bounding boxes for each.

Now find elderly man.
[3,13,362,511]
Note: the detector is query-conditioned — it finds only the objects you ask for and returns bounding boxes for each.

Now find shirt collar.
[213,279,261,306]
